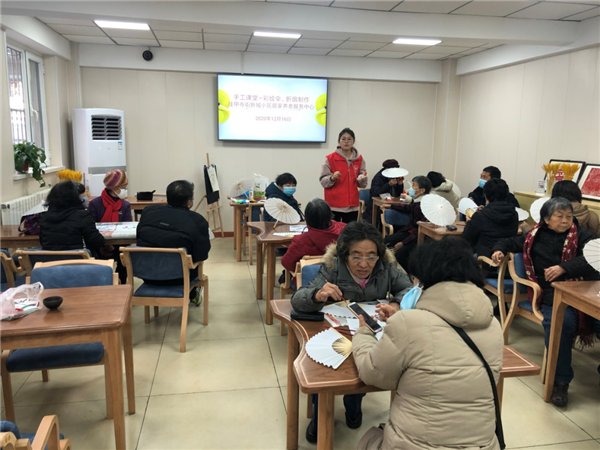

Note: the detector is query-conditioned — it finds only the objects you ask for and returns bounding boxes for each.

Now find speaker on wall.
[142,50,153,61]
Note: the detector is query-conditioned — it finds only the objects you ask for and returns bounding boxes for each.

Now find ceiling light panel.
[94,20,150,30]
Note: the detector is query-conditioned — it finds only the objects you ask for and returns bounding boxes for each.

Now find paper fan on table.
[421,194,457,226]
[583,238,600,272]
[264,198,301,224]
[530,197,550,223]
[458,197,478,218]
[381,167,409,179]
[229,179,254,198]
[515,207,529,222]
[305,328,352,370]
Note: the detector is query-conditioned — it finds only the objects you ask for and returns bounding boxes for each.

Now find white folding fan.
[305,328,352,370]
[515,207,529,222]
[229,179,254,198]
[458,197,478,219]
[421,194,457,226]
[530,196,550,223]
[264,197,301,227]
[583,238,600,272]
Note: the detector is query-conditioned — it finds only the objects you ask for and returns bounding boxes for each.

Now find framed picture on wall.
[545,159,586,184]
[578,163,600,202]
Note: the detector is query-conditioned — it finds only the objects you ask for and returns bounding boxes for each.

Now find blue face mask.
[407,187,416,197]
[478,178,487,189]
[400,285,423,310]
[283,186,296,196]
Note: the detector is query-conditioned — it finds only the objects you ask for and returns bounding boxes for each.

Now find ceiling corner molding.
[1,15,71,59]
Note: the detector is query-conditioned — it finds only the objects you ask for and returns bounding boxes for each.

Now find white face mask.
[117,189,128,199]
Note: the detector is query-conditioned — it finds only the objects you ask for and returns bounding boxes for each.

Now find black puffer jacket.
[263,182,304,222]
[137,204,211,262]
[40,207,106,253]
[462,201,519,257]
[370,169,403,198]
[492,223,599,305]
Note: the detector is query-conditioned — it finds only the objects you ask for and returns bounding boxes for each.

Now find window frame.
[6,42,50,164]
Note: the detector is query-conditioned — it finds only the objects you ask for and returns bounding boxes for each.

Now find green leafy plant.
[13,141,47,186]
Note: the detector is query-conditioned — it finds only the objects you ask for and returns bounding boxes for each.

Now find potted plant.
[13,141,47,186]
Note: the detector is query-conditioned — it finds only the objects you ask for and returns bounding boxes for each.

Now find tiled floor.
[4,237,600,449]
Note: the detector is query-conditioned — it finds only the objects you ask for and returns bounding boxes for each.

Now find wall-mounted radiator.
[1,189,50,225]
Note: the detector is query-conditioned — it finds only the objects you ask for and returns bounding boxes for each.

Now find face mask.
[117,189,128,199]
[283,186,296,196]
[478,178,487,189]
[400,285,423,310]
[407,187,416,197]
[80,195,89,208]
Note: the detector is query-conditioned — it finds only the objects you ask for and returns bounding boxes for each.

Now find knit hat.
[104,169,128,190]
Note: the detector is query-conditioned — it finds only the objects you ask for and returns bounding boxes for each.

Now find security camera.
[142,50,153,61]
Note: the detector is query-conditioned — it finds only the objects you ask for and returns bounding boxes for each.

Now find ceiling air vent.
[91,115,122,140]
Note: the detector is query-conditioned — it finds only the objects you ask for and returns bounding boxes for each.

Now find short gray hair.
[540,196,573,221]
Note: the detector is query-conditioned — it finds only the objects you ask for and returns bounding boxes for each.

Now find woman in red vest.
[319,127,368,223]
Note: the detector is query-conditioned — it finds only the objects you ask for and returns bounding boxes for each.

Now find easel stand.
[194,153,224,237]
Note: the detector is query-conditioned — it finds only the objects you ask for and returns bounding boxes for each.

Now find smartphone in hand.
[348,302,382,333]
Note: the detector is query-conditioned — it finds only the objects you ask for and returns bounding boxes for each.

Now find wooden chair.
[0,251,25,291]
[295,255,324,289]
[380,212,394,237]
[1,259,124,423]
[477,255,511,328]
[14,249,91,277]
[502,252,546,381]
[120,247,209,352]
[0,415,70,450]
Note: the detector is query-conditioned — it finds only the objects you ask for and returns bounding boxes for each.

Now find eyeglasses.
[349,254,379,264]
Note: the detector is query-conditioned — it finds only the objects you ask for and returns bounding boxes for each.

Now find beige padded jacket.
[353,281,503,450]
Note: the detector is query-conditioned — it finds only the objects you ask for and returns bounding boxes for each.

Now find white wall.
[454,46,600,196]
[80,68,438,229]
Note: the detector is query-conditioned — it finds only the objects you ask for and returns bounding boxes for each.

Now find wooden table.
[230,201,264,262]
[247,222,304,324]
[370,197,408,228]
[544,281,600,402]
[0,285,135,450]
[1,223,138,249]
[126,195,167,220]
[272,299,540,450]
[416,221,465,244]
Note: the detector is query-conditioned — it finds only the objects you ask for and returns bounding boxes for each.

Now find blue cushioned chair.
[295,256,323,289]
[0,259,118,423]
[14,249,91,278]
[1,250,25,292]
[120,247,208,353]
[0,415,70,450]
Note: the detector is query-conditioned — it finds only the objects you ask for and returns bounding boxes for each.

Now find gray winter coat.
[290,244,412,312]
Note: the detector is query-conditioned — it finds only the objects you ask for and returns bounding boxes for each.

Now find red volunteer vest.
[324,151,363,208]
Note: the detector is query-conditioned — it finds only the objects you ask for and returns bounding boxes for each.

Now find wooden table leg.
[371,202,377,226]
[543,290,567,402]
[234,207,242,261]
[122,312,136,415]
[317,392,334,450]
[265,244,275,325]
[497,376,504,411]
[286,330,300,450]
[256,241,264,300]
[105,329,126,450]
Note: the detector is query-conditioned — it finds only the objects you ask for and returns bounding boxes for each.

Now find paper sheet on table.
[289,225,308,232]
[273,232,302,236]
[322,303,354,318]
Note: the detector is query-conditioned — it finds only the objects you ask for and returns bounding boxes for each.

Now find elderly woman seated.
[353,237,503,450]
[492,196,600,407]
[291,221,411,443]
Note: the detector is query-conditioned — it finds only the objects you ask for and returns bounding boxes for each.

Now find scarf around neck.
[522,222,594,345]
[100,189,123,222]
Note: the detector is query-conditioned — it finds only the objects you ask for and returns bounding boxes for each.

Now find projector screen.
[217,74,328,143]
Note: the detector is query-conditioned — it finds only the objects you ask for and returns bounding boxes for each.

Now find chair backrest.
[380,212,393,237]
[15,249,91,276]
[507,252,543,322]
[296,256,323,288]
[120,247,189,282]
[29,259,117,288]
[512,252,527,279]
[1,250,15,287]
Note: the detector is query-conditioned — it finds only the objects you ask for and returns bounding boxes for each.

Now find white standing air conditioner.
[72,108,126,196]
